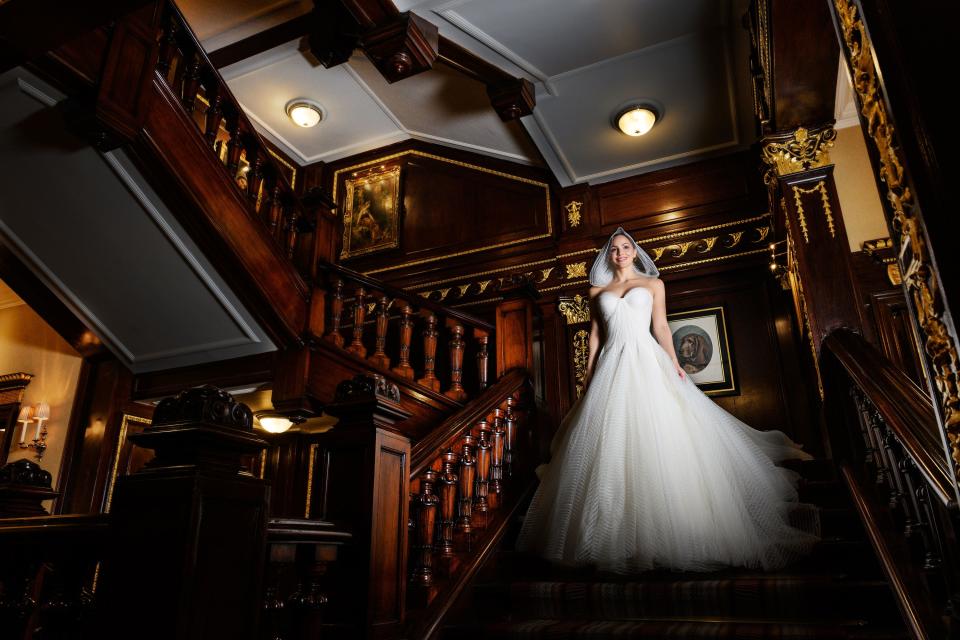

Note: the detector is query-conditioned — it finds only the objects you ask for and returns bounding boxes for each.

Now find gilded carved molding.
[564,201,583,227]
[834,0,960,481]
[790,180,835,242]
[565,262,587,279]
[558,295,590,325]
[761,126,836,183]
[573,329,590,398]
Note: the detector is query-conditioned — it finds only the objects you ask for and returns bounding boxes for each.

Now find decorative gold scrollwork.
[791,180,834,242]
[572,329,590,398]
[835,0,960,478]
[565,262,588,279]
[761,126,836,182]
[558,295,591,325]
[564,201,584,227]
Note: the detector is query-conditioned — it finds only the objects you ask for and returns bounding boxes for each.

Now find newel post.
[97,386,269,640]
[321,374,412,639]
[495,281,539,377]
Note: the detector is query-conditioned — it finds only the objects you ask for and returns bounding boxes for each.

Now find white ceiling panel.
[223,44,407,163]
[441,0,725,78]
[530,29,738,183]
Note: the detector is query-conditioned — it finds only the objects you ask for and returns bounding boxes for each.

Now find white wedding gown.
[516,286,819,573]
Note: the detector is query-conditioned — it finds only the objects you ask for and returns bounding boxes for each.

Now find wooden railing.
[405,369,534,638]
[0,514,109,639]
[822,328,959,639]
[317,261,495,404]
[153,0,328,281]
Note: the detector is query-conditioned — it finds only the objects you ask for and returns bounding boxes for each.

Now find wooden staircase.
[441,458,910,639]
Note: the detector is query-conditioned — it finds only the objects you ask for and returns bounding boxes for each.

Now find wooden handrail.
[822,328,953,506]
[318,260,494,332]
[411,368,526,478]
[0,513,109,537]
[266,517,352,544]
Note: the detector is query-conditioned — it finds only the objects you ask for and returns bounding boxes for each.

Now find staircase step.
[782,458,839,482]
[799,479,848,507]
[445,617,897,639]
[818,507,865,539]
[472,575,899,623]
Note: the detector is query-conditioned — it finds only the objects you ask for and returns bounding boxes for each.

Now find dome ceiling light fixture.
[285,99,325,128]
[613,103,660,137]
[255,410,306,434]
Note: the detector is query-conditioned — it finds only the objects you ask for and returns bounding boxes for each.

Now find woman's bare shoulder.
[588,285,605,299]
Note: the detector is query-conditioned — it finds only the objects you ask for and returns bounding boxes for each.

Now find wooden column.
[763,126,864,351]
[321,374,412,638]
[97,387,269,640]
[391,304,415,379]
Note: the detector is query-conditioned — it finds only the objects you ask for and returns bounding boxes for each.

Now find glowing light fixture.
[285,100,324,128]
[614,105,658,137]
[259,416,293,433]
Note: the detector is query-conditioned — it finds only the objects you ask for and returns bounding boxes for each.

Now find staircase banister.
[410,368,527,478]
[0,512,110,539]
[266,517,352,544]
[822,328,954,506]
[317,260,495,332]
[162,0,303,205]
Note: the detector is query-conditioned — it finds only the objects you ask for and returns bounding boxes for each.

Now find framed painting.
[667,305,737,396]
[340,166,402,259]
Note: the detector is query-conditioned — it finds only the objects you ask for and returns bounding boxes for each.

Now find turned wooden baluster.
[181,51,202,113]
[503,396,517,478]
[267,182,283,235]
[284,209,299,259]
[457,434,477,534]
[249,161,265,212]
[367,295,393,369]
[475,330,490,392]
[244,145,261,201]
[225,119,244,175]
[156,14,179,76]
[417,313,441,392]
[474,421,492,518]
[490,408,505,498]
[323,279,345,348]
[438,450,460,557]
[445,321,467,401]
[412,469,439,585]
[203,90,223,146]
[346,286,367,358]
[391,305,415,379]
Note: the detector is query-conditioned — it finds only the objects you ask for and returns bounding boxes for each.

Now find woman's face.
[609,234,636,269]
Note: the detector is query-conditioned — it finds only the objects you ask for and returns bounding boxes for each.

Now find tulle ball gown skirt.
[516,289,818,574]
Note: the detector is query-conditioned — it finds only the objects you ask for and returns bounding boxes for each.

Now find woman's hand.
[674,362,686,380]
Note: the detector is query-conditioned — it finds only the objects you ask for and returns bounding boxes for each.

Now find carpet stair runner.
[442,459,909,639]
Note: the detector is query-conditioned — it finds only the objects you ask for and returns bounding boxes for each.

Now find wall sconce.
[18,401,50,460]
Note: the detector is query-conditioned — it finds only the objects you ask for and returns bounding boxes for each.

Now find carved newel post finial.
[326,373,410,430]
[0,458,58,517]
[130,385,265,475]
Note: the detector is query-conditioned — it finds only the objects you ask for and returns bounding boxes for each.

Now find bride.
[516,227,818,573]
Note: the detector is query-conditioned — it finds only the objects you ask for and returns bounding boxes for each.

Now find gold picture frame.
[667,305,737,396]
[340,166,402,259]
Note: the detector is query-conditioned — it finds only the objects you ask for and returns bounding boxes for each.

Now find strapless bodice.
[598,286,654,344]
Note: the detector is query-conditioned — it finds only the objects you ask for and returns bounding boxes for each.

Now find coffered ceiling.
[182,0,758,185]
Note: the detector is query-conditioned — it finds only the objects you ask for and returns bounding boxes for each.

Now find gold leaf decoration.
[558,294,591,325]
[565,262,587,279]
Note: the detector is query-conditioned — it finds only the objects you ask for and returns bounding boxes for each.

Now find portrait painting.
[340,166,402,259]
[667,305,737,396]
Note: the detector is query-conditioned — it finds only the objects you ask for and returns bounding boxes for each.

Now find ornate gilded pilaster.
[558,295,592,399]
[761,124,863,353]
[831,0,960,497]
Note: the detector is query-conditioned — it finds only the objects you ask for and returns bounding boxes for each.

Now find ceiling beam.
[207,13,314,70]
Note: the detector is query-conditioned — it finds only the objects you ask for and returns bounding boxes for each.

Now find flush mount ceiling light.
[285,99,325,128]
[613,105,659,137]
[255,410,306,434]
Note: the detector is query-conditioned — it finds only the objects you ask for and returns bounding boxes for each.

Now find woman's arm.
[650,279,686,380]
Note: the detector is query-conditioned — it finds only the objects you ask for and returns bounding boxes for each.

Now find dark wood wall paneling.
[319,141,819,446]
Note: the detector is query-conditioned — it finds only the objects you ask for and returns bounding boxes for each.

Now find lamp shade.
[615,106,658,136]
[258,416,293,434]
[17,405,34,423]
[34,402,50,423]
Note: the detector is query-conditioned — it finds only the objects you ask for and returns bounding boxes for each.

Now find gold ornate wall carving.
[558,295,590,325]
[572,329,589,398]
[762,126,836,183]
[564,201,583,227]
[790,180,835,242]
[834,0,960,487]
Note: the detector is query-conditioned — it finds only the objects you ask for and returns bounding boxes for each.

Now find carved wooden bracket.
[360,12,439,83]
[487,77,535,122]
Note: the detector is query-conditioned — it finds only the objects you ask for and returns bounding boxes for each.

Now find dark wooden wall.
[318,141,822,448]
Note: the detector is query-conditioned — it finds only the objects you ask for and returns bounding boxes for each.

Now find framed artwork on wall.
[340,166,402,259]
[667,305,737,396]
